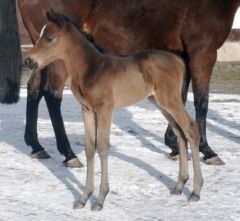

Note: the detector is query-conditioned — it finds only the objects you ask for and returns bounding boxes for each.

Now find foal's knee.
[97,146,110,159]
[85,146,95,158]
[97,138,110,156]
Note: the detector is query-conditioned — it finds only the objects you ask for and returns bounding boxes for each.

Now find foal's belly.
[112,70,152,109]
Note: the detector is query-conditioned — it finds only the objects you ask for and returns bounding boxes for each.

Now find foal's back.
[96,50,185,109]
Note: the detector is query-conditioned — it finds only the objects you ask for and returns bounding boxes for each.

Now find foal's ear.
[46,8,67,27]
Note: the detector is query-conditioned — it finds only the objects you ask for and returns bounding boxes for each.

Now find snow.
[0,89,240,221]
[233,8,240,29]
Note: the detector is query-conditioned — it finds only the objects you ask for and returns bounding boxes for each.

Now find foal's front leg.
[92,107,113,211]
[74,106,96,209]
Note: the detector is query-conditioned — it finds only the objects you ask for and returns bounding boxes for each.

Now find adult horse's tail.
[0,0,21,104]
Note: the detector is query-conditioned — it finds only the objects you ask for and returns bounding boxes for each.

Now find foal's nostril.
[24,57,32,67]
[24,57,33,68]
[24,57,38,70]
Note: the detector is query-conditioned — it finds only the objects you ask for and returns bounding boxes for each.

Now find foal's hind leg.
[169,108,203,200]
[162,110,189,194]
[164,65,191,160]
[155,94,203,201]
[149,97,189,194]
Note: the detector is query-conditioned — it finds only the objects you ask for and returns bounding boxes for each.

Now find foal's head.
[25,10,83,70]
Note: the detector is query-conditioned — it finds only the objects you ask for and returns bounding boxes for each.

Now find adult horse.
[0,0,21,104]
[16,0,239,166]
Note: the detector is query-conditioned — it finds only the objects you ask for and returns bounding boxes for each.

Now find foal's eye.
[45,35,54,42]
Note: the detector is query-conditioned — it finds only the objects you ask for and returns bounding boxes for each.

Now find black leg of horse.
[24,84,50,159]
[191,52,224,165]
[194,91,215,159]
[164,51,224,165]
[193,87,224,165]
[25,69,82,167]
[43,91,83,168]
[190,51,224,165]
[165,64,191,159]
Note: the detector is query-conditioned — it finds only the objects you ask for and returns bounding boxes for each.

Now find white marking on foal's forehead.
[40,24,47,37]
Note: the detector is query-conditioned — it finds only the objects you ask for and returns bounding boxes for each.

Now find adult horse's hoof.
[188,192,200,202]
[204,156,225,165]
[170,154,179,161]
[91,202,103,211]
[31,150,51,159]
[63,157,83,168]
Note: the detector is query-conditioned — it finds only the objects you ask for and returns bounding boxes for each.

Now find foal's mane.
[82,32,109,54]
[47,11,108,54]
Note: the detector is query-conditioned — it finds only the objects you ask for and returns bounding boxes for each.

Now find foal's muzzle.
[24,57,38,70]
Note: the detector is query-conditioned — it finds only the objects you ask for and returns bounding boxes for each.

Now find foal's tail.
[0,0,22,104]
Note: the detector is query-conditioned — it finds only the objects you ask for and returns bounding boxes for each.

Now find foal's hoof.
[63,157,83,168]
[31,150,51,159]
[204,156,225,165]
[171,188,182,195]
[91,202,103,211]
[188,192,200,202]
[73,201,85,209]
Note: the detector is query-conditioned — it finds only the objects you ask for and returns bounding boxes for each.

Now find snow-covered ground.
[233,8,240,29]
[0,89,240,221]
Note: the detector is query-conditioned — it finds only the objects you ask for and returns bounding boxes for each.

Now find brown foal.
[25,12,203,211]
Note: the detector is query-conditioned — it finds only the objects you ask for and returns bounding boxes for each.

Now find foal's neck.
[63,31,105,85]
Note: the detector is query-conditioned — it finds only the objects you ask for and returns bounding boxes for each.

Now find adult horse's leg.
[25,63,83,167]
[20,9,82,168]
[0,0,21,104]
[43,62,83,168]
[25,69,47,158]
[165,49,224,165]
[43,93,83,167]
[189,49,224,165]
